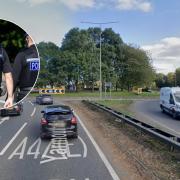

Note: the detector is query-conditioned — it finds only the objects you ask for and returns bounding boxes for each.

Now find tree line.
[0,19,26,62]
[155,69,180,88]
[36,27,178,92]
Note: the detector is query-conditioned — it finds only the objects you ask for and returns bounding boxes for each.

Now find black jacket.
[13,44,39,89]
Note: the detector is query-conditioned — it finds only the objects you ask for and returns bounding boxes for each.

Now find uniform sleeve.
[2,49,12,73]
[13,52,24,89]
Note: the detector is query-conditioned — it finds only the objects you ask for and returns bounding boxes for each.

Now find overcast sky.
[0,0,180,74]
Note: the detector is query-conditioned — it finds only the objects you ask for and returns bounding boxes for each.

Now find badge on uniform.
[27,58,40,71]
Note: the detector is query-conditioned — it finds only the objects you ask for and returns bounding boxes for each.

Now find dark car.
[40,105,78,139]
[0,103,23,117]
[36,94,53,105]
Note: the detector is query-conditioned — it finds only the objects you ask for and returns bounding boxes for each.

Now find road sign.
[105,82,112,88]
[39,87,65,94]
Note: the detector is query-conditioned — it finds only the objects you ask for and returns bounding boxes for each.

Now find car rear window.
[46,111,72,120]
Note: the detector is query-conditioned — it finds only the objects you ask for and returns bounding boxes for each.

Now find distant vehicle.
[36,94,53,105]
[142,87,152,93]
[40,105,78,139]
[160,87,180,119]
[0,103,23,117]
[31,88,39,93]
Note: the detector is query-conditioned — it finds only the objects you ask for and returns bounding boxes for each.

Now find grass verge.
[30,90,159,99]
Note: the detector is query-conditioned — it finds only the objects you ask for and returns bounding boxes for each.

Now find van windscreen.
[174,92,180,103]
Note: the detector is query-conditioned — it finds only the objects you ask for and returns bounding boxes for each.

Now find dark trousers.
[16,87,32,102]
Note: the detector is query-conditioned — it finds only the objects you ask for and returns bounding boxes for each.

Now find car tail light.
[71,116,77,124]
[41,118,48,125]
[16,106,20,112]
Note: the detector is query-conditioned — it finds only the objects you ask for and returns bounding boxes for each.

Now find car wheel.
[73,133,78,138]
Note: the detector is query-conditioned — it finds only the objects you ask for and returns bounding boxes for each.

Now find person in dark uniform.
[13,34,40,102]
[0,44,14,108]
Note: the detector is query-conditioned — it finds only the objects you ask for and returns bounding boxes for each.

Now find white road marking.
[74,112,120,180]
[8,137,27,159]
[78,136,87,158]
[40,141,67,164]
[0,117,10,125]
[67,143,81,158]
[40,132,86,164]
[31,107,36,117]
[40,133,68,164]
[0,100,5,104]
[0,123,27,156]
[27,138,41,159]
[28,101,34,106]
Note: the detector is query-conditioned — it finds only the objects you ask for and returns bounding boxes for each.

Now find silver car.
[36,94,53,105]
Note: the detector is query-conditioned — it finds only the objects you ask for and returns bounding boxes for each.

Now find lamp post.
[81,21,118,99]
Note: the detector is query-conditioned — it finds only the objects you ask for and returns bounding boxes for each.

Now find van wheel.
[160,105,165,113]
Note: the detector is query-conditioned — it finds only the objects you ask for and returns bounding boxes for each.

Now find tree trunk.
[75,80,78,92]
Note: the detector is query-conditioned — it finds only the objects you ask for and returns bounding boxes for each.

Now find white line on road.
[78,136,87,158]
[28,101,34,106]
[74,112,120,180]
[0,123,27,156]
[0,100,5,104]
[0,117,10,125]
[31,107,37,117]
[8,137,28,159]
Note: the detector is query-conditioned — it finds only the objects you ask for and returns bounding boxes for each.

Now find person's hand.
[4,96,13,109]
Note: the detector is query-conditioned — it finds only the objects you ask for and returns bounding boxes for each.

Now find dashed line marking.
[31,107,36,117]
[28,101,34,106]
[74,112,120,180]
[0,123,27,156]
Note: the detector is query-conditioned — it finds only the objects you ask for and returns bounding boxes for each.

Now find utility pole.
[81,21,118,99]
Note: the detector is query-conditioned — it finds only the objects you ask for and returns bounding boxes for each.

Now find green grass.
[96,99,134,116]
[30,90,159,99]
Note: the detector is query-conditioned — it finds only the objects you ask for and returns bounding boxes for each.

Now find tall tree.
[175,68,180,86]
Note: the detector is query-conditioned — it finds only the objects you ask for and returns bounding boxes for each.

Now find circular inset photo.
[0,19,40,109]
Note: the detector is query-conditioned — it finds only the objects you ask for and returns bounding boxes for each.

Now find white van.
[160,87,180,119]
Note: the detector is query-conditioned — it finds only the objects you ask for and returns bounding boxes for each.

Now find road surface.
[0,98,120,180]
[130,100,180,137]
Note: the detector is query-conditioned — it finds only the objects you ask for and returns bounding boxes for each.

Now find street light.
[81,21,119,99]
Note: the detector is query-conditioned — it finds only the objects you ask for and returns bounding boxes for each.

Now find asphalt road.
[131,100,180,137]
[0,98,120,180]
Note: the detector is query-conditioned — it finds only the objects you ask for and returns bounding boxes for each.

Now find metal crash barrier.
[83,100,180,150]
